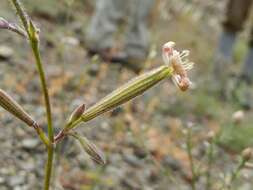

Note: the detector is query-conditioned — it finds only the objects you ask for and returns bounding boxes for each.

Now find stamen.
[180,50,190,58]
[183,62,194,71]
[171,75,181,88]
[182,62,194,70]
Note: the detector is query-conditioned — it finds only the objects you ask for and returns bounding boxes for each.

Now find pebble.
[240,183,251,190]
[0,45,13,60]
[121,177,141,190]
[21,138,39,150]
[123,154,143,167]
[0,176,5,184]
[8,175,25,187]
[87,63,100,76]
[61,36,79,47]
[162,155,181,171]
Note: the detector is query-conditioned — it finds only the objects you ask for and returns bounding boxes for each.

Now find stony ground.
[0,0,253,190]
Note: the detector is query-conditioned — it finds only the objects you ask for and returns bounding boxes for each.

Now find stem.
[29,26,54,190]
[186,128,196,190]
[230,159,246,182]
[44,146,54,190]
[35,125,51,147]
[205,141,214,190]
[225,159,246,190]
[10,0,29,33]
[10,0,54,141]
[30,41,54,141]
[10,2,55,189]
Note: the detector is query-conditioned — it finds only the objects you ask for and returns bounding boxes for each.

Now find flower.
[162,41,194,91]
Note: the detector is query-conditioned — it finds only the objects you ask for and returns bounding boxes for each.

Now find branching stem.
[10,1,54,189]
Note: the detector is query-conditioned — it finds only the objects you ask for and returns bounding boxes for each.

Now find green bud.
[0,89,35,127]
[67,104,85,125]
[70,132,106,165]
[206,131,215,142]
[242,148,253,162]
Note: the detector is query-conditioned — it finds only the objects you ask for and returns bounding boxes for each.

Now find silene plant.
[0,1,194,189]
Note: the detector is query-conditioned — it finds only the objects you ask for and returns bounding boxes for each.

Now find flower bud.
[0,89,35,127]
[0,17,26,37]
[67,104,85,125]
[232,110,245,124]
[63,41,195,131]
[206,131,215,142]
[70,132,106,165]
[242,148,253,162]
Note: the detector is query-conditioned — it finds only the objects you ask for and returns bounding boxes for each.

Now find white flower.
[162,41,194,91]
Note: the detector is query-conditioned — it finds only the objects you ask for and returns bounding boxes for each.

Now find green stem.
[29,26,54,190]
[205,142,214,190]
[10,0,29,33]
[186,128,196,190]
[30,41,54,141]
[10,2,54,189]
[10,0,54,141]
[44,146,54,190]
[230,159,246,182]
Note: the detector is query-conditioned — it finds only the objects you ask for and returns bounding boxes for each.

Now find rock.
[123,154,143,167]
[61,36,79,47]
[106,165,124,179]
[0,176,5,184]
[0,45,13,60]
[8,175,25,187]
[133,146,148,159]
[88,63,100,76]
[13,186,23,190]
[147,168,160,182]
[21,159,35,172]
[21,138,40,150]
[121,177,141,190]
[162,155,181,171]
[240,183,251,190]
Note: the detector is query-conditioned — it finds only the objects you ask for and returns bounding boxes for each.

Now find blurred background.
[0,0,253,189]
